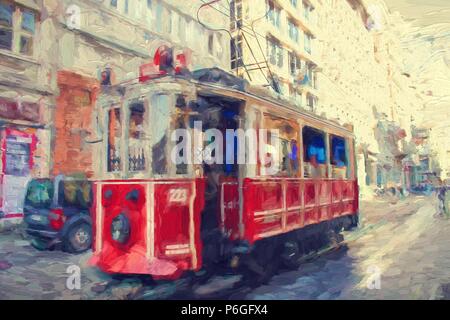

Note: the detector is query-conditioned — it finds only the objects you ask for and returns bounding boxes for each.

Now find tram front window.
[107,108,122,173]
[151,94,170,175]
[128,101,147,172]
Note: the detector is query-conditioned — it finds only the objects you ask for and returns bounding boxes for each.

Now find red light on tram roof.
[174,48,192,75]
[139,46,191,82]
[139,62,164,83]
[154,45,173,73]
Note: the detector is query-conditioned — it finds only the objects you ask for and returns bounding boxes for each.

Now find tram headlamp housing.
[111,213,131,244]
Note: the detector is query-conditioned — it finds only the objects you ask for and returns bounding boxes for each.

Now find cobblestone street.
[243,195,450,300]
[0,195,449,300]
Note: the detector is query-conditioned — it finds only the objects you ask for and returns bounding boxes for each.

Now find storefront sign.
[0,98,40,123]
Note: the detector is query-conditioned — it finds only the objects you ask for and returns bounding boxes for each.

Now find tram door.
[196,95,241,266]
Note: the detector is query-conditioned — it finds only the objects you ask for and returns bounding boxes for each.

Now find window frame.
[288,19,299,43]
[330,134,350,180]
[0,1,37,56]
[103,90,196,179]
[230,35,243,70]
[267,0,281,28]
[230,0,243,31]
[302,125,328,178]
[263,114,301,178]
[267,37,283,68]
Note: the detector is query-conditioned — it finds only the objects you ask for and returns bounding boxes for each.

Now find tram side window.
[128,101,147,172]
[303,126,327,178]
[265,119,299,177]
[107,108,122,172]
[151,94,170,175]
[277,136,299,176]
[330,135,348,179]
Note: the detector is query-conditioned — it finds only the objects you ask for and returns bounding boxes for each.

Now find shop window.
[303,126,326,178]
[128,101,147,172]
[107,108,122,173]
[330,135,348,179]
[5,138,30,176]
[0,1,36,55]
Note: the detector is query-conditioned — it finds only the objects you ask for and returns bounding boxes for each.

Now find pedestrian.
[445,181,450,218]
[437,184,447,217]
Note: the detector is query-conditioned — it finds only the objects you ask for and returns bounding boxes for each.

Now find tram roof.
[101,68,354,137]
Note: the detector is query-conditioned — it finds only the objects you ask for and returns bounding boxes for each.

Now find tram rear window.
[330,135,347,167]
[303,126,326,165]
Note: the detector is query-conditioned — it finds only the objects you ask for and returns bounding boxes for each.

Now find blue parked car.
[23,177,93,254]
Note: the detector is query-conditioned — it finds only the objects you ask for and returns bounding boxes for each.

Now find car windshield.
[25,179,54,208]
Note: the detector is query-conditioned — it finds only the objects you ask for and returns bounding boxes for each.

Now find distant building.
[308,0,422,197]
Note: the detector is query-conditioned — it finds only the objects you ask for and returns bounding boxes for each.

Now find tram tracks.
[131,220,386,300]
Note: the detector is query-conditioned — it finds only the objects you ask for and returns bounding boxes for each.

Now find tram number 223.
[168,188,188,204]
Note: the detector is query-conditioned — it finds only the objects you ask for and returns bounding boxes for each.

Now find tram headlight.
[111,213,131,244]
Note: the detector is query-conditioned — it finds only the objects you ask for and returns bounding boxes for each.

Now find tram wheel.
[344,214,359,231]
[280,240,302,270]
[241,239,279,286]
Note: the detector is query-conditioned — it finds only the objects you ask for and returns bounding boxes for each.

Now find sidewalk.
[359,194,433,226]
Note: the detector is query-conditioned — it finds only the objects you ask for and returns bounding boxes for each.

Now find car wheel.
[64,223,92,254]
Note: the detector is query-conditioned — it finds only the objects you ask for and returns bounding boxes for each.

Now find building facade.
[0,0,230,224]
[318,0,425,197]
[228,0,320,111]
[0,0,435,227]
[227,0,422,197]
[0,0,53,220]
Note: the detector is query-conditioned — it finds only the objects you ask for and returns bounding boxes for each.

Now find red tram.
[89,67,359,280]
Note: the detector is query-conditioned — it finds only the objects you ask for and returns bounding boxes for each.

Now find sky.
[384,0,450,27]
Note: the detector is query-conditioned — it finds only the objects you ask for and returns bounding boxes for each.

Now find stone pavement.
[244,195,449,300]
[0,195,447,300]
